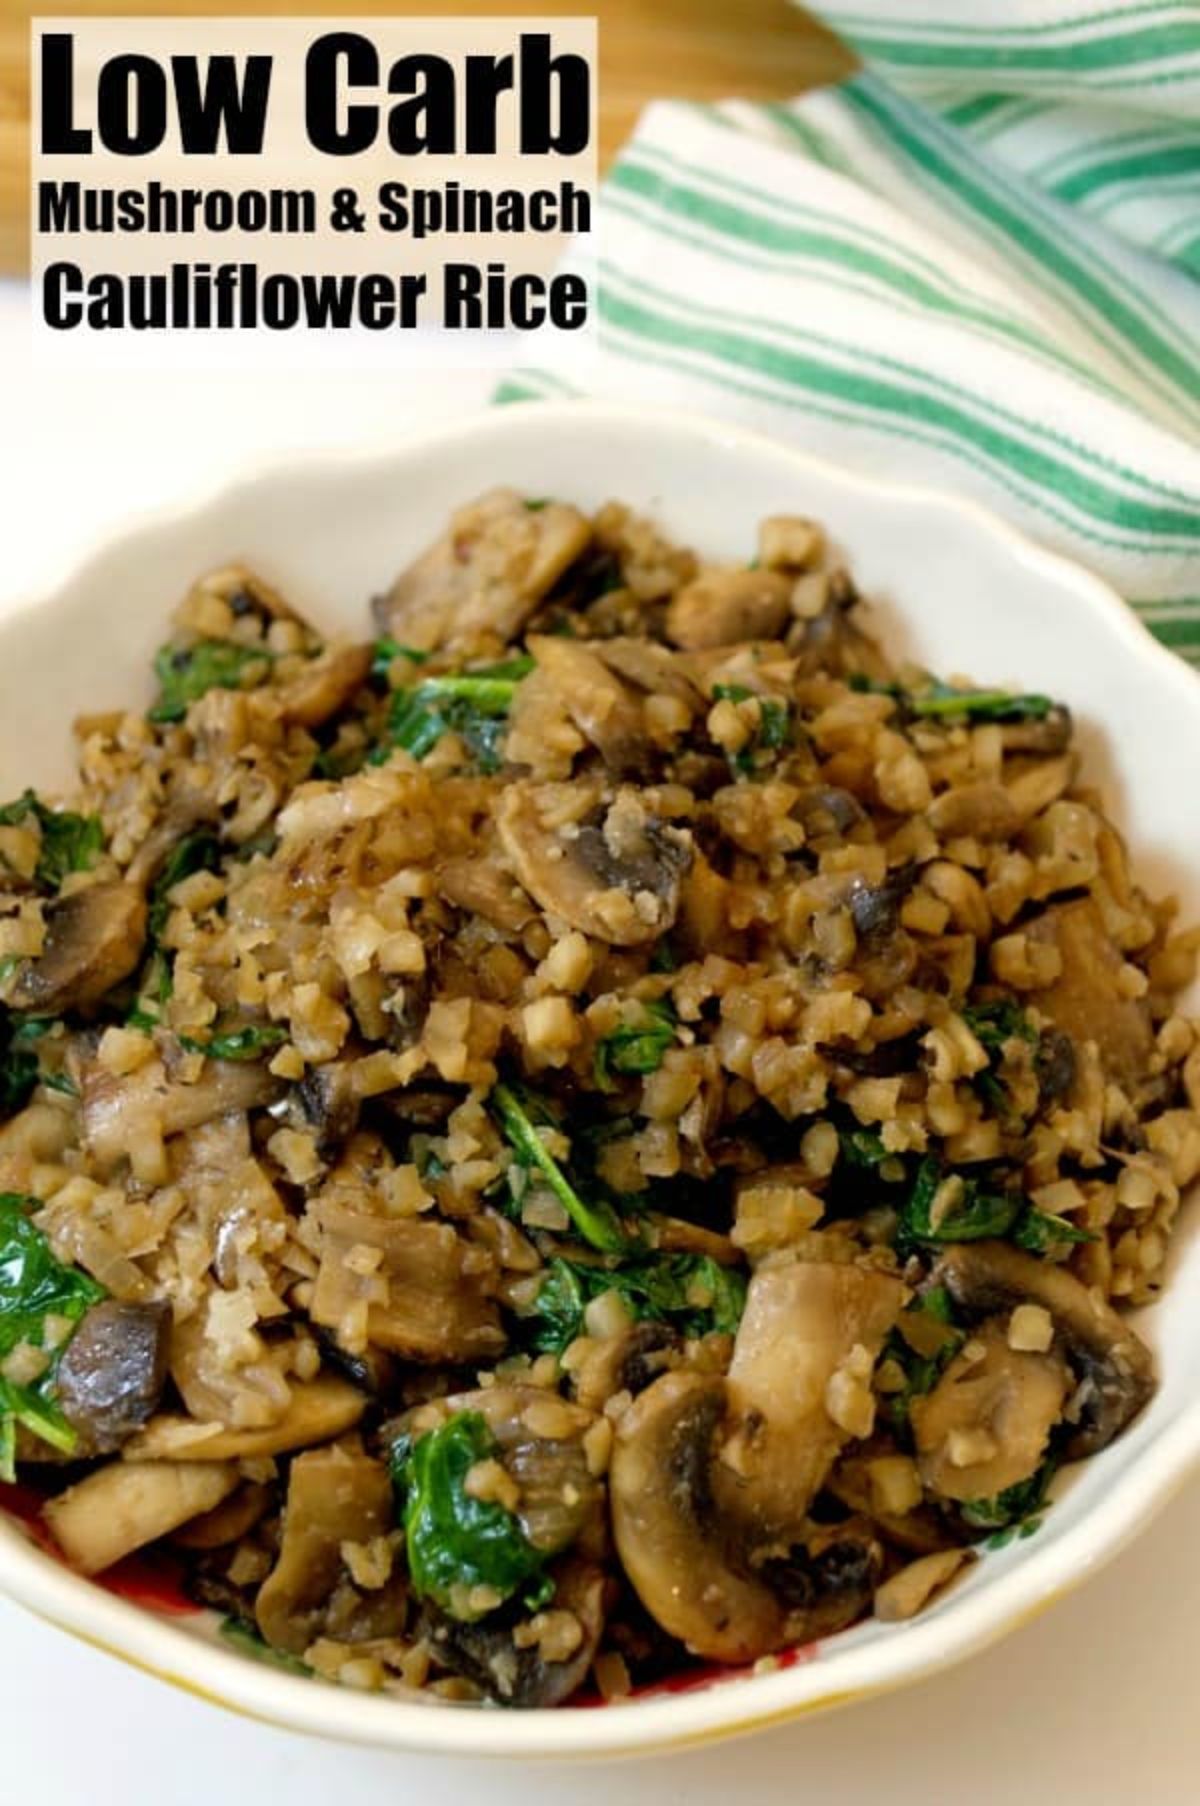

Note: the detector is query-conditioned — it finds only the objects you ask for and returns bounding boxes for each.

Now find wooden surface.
[0,1,851,274]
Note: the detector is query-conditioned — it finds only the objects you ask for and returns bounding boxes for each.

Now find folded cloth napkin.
[501,2,1200,662]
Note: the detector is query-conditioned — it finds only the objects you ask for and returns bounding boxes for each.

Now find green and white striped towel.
[501,3,1200,663]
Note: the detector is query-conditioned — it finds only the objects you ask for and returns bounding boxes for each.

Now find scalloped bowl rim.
[1,398,1198,1760]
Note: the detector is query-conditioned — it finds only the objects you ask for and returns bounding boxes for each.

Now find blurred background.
[0,0,852,274]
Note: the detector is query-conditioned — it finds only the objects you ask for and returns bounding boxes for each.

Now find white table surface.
[3,280,1199,1805]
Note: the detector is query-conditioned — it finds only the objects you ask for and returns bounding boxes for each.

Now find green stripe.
[1133,597,1200,614]
[1088,182,1200,225]
[1052,141,1200,203]
[957,97,1053,144]
[761,102,855,177]
[1155,211,1200,253]
[1173,234,1200,275]
[1030,122,1197,189]
[587,276,1191,565]
[828,3,1194,46]
[938,93,1018,130]
[592,264,1200,542]
[1139,615,1200,646]
[840,78,1200,422]
[840,21,1200,74]
[610,151,1177,460]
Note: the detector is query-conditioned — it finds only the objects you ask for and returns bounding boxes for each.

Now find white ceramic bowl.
[1,400,1198,1760]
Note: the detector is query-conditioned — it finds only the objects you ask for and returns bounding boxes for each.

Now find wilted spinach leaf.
[391,1411,548,1620]
[710,684,791,777]
[148,832,222,941]
[962,1456,1058,1538]
[491,1082,629,1254]
[594,1000,678,1091]
[149,640,275,724]
[375,659,533,774]
[520,1251,747,1356]
[0,791,104,893]
[898,1158,1024,1252]
[0,1192,106,1478]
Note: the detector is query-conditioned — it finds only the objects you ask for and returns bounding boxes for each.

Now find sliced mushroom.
[611,1372,774,1661]
[594,637,703,706]
[171,1482,273,1551]
[276,641,373,728]
[844,868,918,998]
[610,1262,906,1662]
[788,572,890,681]
[931,1242,1155,1456]
[718,1261,908,1534]
[9,881,146,1015]
[44,1460,238,1575]
[128,1374,367,1461]
[791,785,867,842]
[568,1321,680,1413]
[1025,897,1153,1093]
[436,855,536,934]
[496,782,692,946]
[926,784,1020,842]
[311,1197,504,1364]
[282,1061,360,1160]
[665,568,792,651]
[81,1055,280,1173]
[611,1371,880,1664]
[53,1299,171,1456]
[255,1444,406,1656]
[910,1321,1069,1502]
[422,1557,605,1707]
[826,1455,954,1556]
[527,633,647,773]
[374,489,591,651]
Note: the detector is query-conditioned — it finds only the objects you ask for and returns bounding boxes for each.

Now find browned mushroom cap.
[9,881,146,1015]
[665,568,792,651]
[422,1556,606,1707]
[496,781,692,946]
[55,1299,171,1457]
[931,1242,1155,1457]
[374,488,591,652]
[611,1370,793,1662]
[1024,897,1154,1094]
[526,634,647,774]
[610,1371,882,1664]
[910,1321,1070,1502]
[276,641,374,728]
[610,1262,906,1662]
[310,1197,504,1364]
[255,1444,406,1656]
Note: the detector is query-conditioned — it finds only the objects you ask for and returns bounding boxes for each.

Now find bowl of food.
[0,400,1197,1760]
